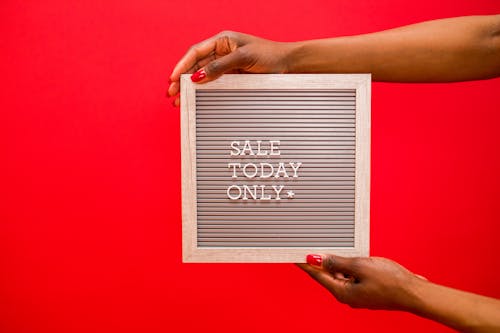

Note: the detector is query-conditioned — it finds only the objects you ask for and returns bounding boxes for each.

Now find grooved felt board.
[181,74,370,262]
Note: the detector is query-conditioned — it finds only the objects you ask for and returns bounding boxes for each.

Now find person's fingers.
[168,46,244,104]
[167,81,180,97]
[191,48,249,83]
[182,53,217,77]
[170,35,221,82]
[168,55,212,97]
[196,54,217,70]
[170,30,248,82]
[296,263,351,301]
[296,263,338,288]
[322,255,365,278]
[333,271,355,281]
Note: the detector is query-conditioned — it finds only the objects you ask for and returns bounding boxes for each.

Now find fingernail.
[168,78,172,84]
[306,254,322,267]
[191,69,206,82]
[172,99,177,107]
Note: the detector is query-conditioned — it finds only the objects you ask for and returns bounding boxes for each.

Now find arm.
[412,278,500,332]
[298,255,500,333]
[168,15,500,105]
[288,15,500,82]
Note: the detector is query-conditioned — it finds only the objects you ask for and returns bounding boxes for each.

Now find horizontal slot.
[197,218,354,223]
[197,242,354,247]
[196,114,355,120]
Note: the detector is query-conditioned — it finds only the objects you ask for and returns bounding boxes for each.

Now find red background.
[2,1,499,332]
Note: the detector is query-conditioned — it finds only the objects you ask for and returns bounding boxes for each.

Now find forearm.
[285,15,500,82]
[408,279,500,332]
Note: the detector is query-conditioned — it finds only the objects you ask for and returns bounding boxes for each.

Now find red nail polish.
[168,78,172,84]
[172,99,177,107]
[191,69,206,82]
[306,254,322,267]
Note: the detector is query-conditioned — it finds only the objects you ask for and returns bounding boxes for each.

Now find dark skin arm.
[168,15,500,105]
[169,14,500,332]
[298,255,500,333]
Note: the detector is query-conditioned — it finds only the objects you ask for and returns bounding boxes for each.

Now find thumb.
[321,255,364,278]
[296,263,352,302]
[191,48,248,83]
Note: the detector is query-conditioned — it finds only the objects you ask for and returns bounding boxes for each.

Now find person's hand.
[297,255,427,311]
[167,31,292,106]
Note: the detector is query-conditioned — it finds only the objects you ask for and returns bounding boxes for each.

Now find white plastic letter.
[256,140,268,156]
[274,162,289,178]
[230,141,241,156]
[227,163,241,178]
[243,163,258,178]
[272,185,284,200]
[270,140,281,156]
[241,140,255,156]
[260,162,274,179]
[227,185,241,200]
[289,162,302,178]
[259,185,271,200]
[242,185,258,200]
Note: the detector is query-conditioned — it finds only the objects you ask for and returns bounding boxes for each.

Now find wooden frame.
[181,74,370,262]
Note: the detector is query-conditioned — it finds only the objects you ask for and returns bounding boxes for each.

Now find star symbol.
[286,190,295,199]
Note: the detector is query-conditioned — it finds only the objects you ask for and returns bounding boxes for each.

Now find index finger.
[169,33,221,82]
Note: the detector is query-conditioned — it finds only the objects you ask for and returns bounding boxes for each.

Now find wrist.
[281,38,345,74]
[395,275,432,313]
[282,41,308,73]
[402,276,437,316]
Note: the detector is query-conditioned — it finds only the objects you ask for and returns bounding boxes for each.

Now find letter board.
[181,74,370,262]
